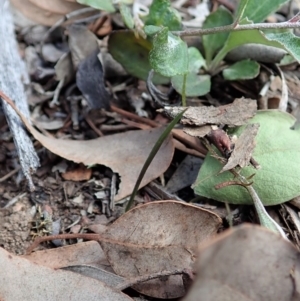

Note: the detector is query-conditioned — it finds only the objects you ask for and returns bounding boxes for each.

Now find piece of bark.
[0,1,39,190]
[183,125,213,138]
[221,123,260,172]
[162,98,257,126]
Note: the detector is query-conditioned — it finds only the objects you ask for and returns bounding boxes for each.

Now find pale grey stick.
[0,0,39,190]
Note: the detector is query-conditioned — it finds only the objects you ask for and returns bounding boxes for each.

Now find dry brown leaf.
[1,95,174,202]
[61,164,92,181]
[10,0,65,26]
[28,0,84,15]
[100,200,222,299]
[0,247,133,301]
[22,241,108,269]
[183,224,300,301]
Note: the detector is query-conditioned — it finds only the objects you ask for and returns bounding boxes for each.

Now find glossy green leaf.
[193,110,300,206]
[236,0,289,23]
[108,32,169,84]
[202,7,233,64]
[144,0,182,31]
[77,0,115,12]
[150,27,188,77]
[223,59,260,80]
[119,2,134,29]
[171,73,211,97]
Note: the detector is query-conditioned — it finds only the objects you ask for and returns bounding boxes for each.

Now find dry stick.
[110,105,207,155]
[173,20,300,37]
[84,115,104,137]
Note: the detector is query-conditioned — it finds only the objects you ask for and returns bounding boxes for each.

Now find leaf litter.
[0,246,133,301]
[1,91,174,202]
[23,200,221,299]
[3,0,300,300]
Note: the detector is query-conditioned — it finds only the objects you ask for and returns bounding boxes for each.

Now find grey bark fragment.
[163,98,257,126]
[221,123,260,172]
[0,1,39,190]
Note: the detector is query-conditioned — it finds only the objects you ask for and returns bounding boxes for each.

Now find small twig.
[111,104,207,156]
[3,192,27,208]
[26,233,101,254]
[84,114,104,137]
[111,104,158,128]
[0,166,21,182]
[173,20,300,37]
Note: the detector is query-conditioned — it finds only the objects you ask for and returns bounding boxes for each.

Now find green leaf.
[235,0,289,23]
[77,0,115,12]
[234,0,249,24]
[171,74,211,97]
[222,59,260,80]
[202,7,233,64]
[264,31,300,63]
[108,32,169,84]
[119,2,134,29]
[193,110,300,206]
[171,47,209,96]
[144,25,162,36]
[187,47,206,72]
[210,19,285,70]
[150,27,188,77]
[144,0,182,31]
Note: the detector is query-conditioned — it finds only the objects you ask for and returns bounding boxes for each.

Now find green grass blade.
[125,109,187,211]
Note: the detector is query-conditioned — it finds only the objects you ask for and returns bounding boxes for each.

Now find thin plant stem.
[181,73,187,107]
[125,109,187,212]
[234,172,286,239]
[173,21,300,37]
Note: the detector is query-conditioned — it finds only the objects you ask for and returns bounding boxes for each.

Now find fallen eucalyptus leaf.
[194,110,300,205]
[183,224,299,301]
[101,200,222,299]
[0,247,132,301]
[0,95,174,202]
